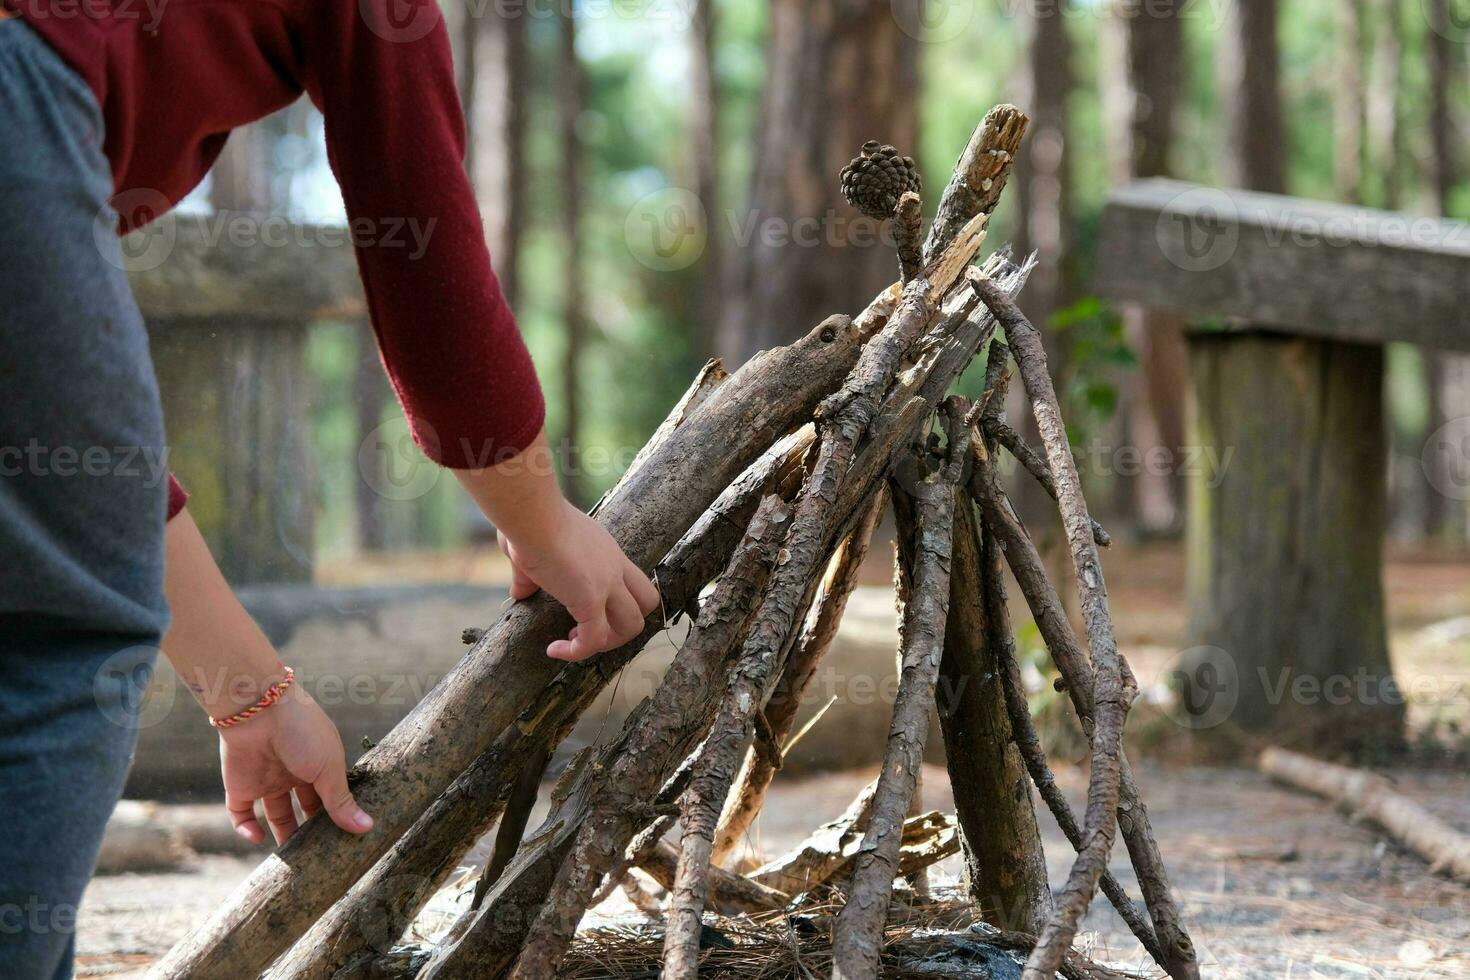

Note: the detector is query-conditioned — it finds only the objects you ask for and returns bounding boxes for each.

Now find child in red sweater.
[0,4,655,976]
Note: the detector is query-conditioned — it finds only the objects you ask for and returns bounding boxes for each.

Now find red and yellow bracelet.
[209,666,296,729]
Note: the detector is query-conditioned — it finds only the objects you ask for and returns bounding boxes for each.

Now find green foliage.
[1047,297,1134,446]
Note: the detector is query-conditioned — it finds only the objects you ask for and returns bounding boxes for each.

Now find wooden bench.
[1095,179,1470,751]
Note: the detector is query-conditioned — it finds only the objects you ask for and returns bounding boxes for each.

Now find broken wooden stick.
[637,840,790,914]
[1260,746,1470,879]
[829,405,969,980]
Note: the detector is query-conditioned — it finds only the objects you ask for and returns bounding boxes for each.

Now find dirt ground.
[75,542,1470,978]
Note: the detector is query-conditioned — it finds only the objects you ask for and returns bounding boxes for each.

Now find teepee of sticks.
[152,105,1201,980]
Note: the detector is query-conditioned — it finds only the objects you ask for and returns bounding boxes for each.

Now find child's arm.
[162,511,373,845]
[454,428,660,661]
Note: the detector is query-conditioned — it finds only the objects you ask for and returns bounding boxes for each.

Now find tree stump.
[1186,330,1403,755]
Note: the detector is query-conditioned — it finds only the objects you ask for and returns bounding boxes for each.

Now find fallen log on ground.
[154,103,1198,980]
[1260,746,1470,879]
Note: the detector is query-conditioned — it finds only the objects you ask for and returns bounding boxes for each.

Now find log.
[830,405,968,980]
[938,494,1053,933]
[154,305,885,980]
[1260,747,1470,879]
[750,779,877,895]
[973,278,1135,980]
[637,840,790,914]
[96,801,194,874]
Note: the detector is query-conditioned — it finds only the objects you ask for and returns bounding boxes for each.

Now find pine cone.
[839,141,921,218]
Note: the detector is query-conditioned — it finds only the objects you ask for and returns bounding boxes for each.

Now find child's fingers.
[606,588,645,647]
[295,782,323,820]
[226,793,265,845]
[262,791,299,844]
[624,566,661,617]
[312,760,374,835]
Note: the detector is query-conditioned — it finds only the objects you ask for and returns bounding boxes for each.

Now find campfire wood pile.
[153,105,1201,980]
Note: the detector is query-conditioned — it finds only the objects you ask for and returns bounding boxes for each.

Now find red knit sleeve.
[166,473,189,521]
[295,0,545,468]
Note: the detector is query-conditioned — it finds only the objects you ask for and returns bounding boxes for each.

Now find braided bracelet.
[209,666,296,729]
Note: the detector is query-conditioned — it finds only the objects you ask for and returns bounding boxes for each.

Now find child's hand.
[498,499,661,661]
[218,688,373,845]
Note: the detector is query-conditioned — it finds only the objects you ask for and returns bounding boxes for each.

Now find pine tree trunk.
[558,6,588,505]
[465,5,529,308]
[717,0,919,364]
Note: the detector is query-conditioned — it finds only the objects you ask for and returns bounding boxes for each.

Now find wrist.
[452,427,571,553]
[175,657,291,719]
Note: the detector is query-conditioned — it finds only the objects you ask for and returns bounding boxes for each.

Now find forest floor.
[76,541,1470,978]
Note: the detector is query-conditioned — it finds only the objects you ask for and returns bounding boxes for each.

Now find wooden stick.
[637,840,790,914]
[972,278,1132,980]
[474,744,550,904]
[711,490,886,867]
[940,491,1054,933]
[830,406,969,980]
[1260,747,1470,879]
[749,779,877,895]
[922,104,1029,263]
[894,191,924,283]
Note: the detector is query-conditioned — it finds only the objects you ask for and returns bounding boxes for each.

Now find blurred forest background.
[186,0,1470,568]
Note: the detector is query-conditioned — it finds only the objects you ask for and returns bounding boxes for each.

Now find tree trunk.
[1010,0,1076,532]
[464,2,528,308]
[716,0,919,365]
[557,6,588,506]
[1108,0,1188,534]
[1366,0,1402,209]
[1332,0,1364,203]
[688,0,722,359]
[1421,0,1465,542]
[1187,333,1402,753]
